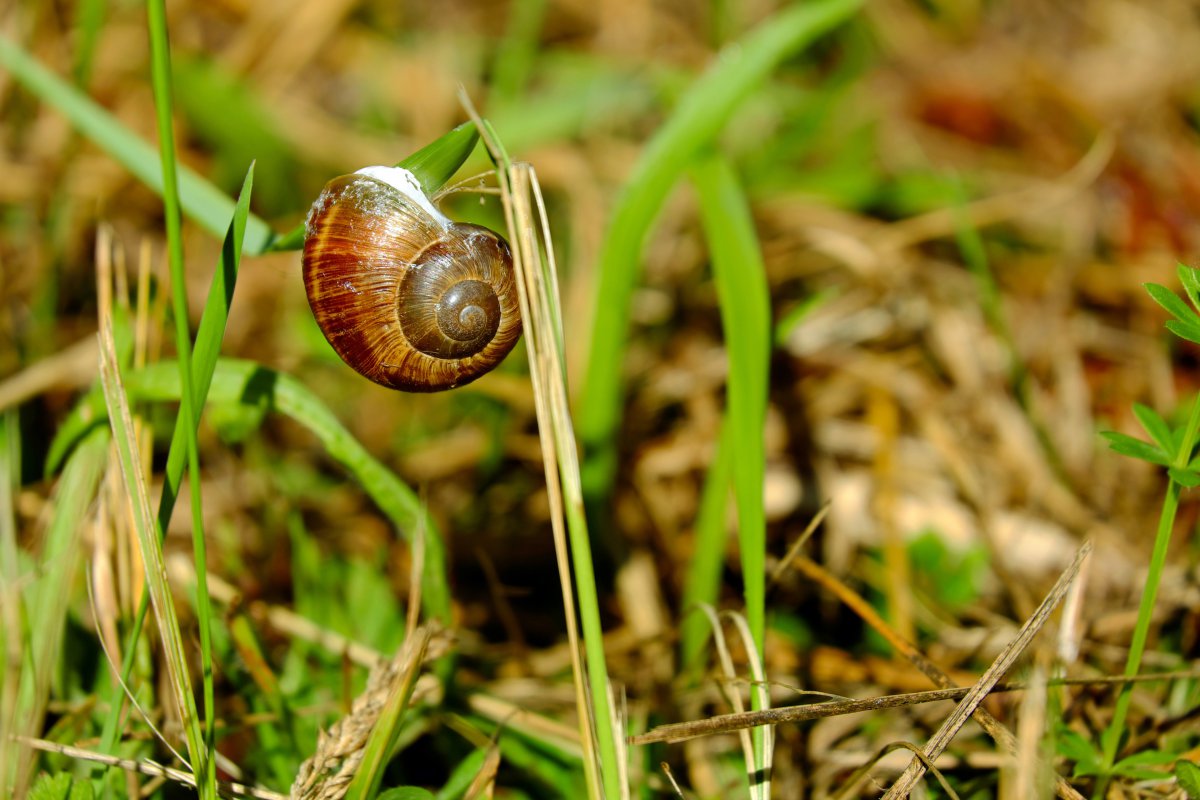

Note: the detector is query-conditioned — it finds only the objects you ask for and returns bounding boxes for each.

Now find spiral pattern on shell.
[302,170,522,392]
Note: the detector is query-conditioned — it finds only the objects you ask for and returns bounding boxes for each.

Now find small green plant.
[1094,262,1200,793]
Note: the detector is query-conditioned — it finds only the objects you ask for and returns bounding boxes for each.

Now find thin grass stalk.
[144,1,217,785]
[510,164,611,798]
[490,158,598,795]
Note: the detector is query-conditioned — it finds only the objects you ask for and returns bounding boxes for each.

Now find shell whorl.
[302,169,521,392]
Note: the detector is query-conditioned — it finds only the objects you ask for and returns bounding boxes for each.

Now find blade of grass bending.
[0,35,275,254]
[97,318,209,796]
[158,165,254,538]
[60,359,450,625]
[691,153,772,791]
[266,122,480,252]
[462,99,621,799]
[145,1,218,785]
[578,0,863,499]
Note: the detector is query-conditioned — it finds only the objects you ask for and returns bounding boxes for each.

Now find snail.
[302,165,522,392]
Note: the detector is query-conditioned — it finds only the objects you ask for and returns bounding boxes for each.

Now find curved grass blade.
[50,359,451,625]
[0,34,276,254]
[0,35,476,257]
[578,0,863,498]
[266,122,480,253]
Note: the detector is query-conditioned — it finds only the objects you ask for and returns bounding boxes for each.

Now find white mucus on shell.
[354,165,450,226]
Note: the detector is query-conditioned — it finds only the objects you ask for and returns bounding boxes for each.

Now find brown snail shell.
[302,167,522,392]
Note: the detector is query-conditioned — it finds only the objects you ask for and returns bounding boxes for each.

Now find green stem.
[145,1,215,795]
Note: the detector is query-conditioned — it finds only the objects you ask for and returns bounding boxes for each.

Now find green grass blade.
[157,165,255,533]
[0,34,275,254]
[406,122,480,196]
[145,3,217,790]
[692,153,771,787]
[680,419,732,671]
[691,154,769,651]
[267,123,480,252]
[578,0,862,497]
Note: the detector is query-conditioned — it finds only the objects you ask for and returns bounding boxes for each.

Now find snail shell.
[302,166,522,392]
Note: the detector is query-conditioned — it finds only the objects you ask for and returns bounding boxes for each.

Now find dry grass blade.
[1007,667,1050,799]
[880,540,1093,799]
[631,671,1198,746]
[16,736,285,800]
[834,742,961,800]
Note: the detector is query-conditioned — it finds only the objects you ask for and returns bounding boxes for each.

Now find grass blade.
[691,153,770,652]
[157,165,255,536]
[267,123,480,252]
[0,34,276,254]
[578,0,862,498]
[145,3,218,790]
[680,420,732,671]
[692,153,772,791]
